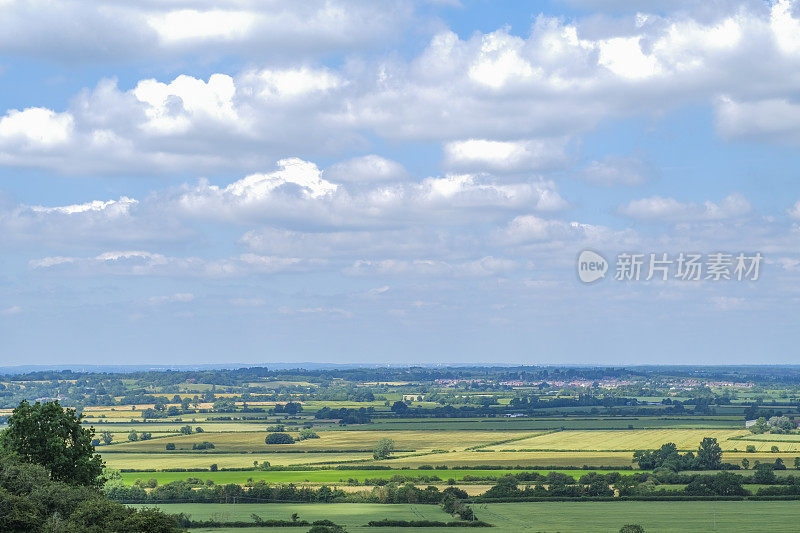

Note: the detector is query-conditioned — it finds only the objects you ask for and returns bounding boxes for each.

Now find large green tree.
[373,437,395,459]
[696,437,723,470]
[0,400,104,486]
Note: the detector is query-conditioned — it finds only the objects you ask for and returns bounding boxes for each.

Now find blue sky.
[1,0,800,365]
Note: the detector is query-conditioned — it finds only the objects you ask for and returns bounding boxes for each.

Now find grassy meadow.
[134,501,800,532]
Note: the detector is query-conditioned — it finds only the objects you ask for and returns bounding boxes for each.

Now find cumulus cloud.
[495,215,634,246]
[175,158,567,227]
[0,70,356,174]
[443,138,572,173]
[0,107,73,147]
[619,193,752,221]
[30,197,137,215]
[716,96,800,144]
[0,0,414,61]
[5,3,800,173]
[0,195,183,248]
[324,155,408,183]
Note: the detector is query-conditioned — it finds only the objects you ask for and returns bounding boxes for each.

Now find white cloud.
[251,67,343,99]
[0,1,414,61]
[716,96,800,144]
[133,74,238,135]
[443,138,572,172]
[4,4,800,172]
[496,215,630,246]
[324,155,408,183]
[579,155,654,186]
[29,251,320,277]
[0,107,73,146]
[224,158,338,200]
[30,197,137,215]
[1,305,21,316]
[344,256,518,277]
[788,200,800,219]
[149,293,194,305]
[619,193,752,221]
[176,158,567,227]
[0,195,182,248]
[147,9,255,44]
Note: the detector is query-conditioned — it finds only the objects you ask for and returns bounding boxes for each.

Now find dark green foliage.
[373,438,395,459]
[753,464,777,484]
[0,453,182,532]
[0,400,104,487]
[265,432,295,444]
[684,472,749,496]
[620,526,645,533]
[634,438,723,471]
[695,438,723,470]
[274,402,303,414]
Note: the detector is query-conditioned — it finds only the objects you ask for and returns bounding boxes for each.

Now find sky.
[1,0,800,366]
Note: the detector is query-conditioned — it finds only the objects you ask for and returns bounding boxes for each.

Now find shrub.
[165,443,176,450]
[192,441,216,450]
[373,438,395,459]
[299,428,320,440]
[265,432,295,444]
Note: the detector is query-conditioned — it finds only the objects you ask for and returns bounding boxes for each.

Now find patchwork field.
[102,430,538,454]
[119,468,626,485]
[101,452,374,470]
[484,429,750,451]
[373,450,640,467]
[137,501,800,532]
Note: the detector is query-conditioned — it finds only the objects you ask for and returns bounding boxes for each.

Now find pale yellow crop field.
[484,429,750,451]
[375,450,638,468]
[725,435,800,452]
[87,422,275,433]
[101,452,372,470]
[102,430,537,454]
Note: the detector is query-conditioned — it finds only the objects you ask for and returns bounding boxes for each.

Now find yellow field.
[374,450,639,467]
[102,430,538,453]
[100,452,372,470]
[87,422,276,433]
[484,429,750,451]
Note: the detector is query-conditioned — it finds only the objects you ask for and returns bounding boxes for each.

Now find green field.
[135,501,800,532]
[356,417,745,431]
[119,468,627,485]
